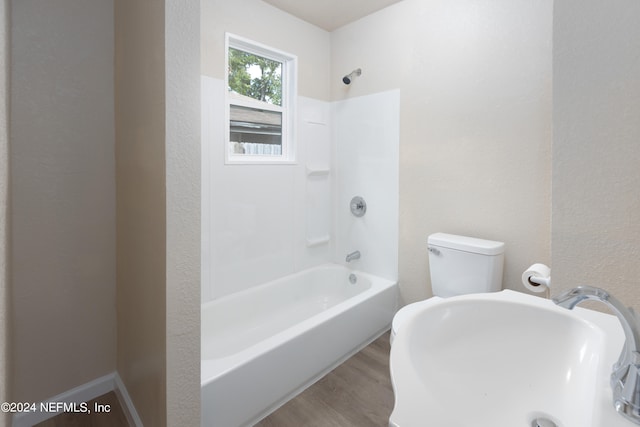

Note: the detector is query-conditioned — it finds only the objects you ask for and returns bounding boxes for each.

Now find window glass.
[229,105,282,155]
[228,47,282,106]
[225,34,296,163]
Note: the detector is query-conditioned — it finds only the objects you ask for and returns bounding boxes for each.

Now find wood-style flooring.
[34,391,128,427]
[255,331,394,427]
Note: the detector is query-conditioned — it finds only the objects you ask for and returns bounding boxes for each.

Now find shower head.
[342,68,362,85]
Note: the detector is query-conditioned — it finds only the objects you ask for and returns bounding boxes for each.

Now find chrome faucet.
[345,250,361,262]
[553,286,640,424]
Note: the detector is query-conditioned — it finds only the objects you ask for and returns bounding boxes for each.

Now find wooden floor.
[34,391,128,427]
[255,331,394,427]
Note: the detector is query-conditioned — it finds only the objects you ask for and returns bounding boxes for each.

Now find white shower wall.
[332,90,400,282]
[201,76,398,302]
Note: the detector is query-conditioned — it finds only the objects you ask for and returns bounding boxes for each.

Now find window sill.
[225,157,298,166]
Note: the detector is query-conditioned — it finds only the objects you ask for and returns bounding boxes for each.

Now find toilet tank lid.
[428,233,505,256]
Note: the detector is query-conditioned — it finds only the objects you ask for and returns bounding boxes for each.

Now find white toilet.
[390,233,505,344]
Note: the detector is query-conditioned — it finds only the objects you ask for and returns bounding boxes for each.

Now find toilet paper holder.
[522,263,552,298]
[528,275,551,288]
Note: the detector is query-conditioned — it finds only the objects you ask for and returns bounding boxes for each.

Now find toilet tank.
[428,233,504,298]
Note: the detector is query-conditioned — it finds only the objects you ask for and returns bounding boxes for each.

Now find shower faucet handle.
[350,196,367,217]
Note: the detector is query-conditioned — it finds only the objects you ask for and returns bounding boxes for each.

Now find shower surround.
[201,76,399,301]
[201,76,399,425]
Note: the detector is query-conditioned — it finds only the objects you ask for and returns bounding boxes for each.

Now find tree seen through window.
[228,47,282,106]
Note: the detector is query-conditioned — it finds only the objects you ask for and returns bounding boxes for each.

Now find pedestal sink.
[389,290,635,427]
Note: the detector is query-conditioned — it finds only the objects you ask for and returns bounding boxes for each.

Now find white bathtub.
[201,264,398,427]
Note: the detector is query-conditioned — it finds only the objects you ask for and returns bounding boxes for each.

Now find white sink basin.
[389,290,635,427]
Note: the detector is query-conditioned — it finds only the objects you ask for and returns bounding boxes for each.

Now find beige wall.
[331,0,553,304]
[165,1,201,425]
[114,0,167,425]
[10,0,116,403]
[6,0,199,423]
[115,1,201,425]
[552,0,640,307]
[201,0,330,101]
[0,0,9,424]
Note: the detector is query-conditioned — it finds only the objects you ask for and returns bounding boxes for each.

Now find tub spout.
[345,251,361,262]
[552,286,640,424]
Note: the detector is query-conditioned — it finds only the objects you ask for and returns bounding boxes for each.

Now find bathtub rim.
[201,263,377,309]
[201,264,397,386]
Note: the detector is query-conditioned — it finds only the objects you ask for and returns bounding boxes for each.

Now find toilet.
[390,233,505,344]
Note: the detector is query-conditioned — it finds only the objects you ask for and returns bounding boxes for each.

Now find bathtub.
[201,264,398,427]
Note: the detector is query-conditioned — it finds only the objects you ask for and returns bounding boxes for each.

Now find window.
[225,34,297,163]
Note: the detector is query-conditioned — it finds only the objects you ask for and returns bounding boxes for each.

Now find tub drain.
[531,417,557,427]
[349,273,357,284]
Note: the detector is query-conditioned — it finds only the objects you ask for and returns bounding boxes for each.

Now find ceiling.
[261,0,405,31]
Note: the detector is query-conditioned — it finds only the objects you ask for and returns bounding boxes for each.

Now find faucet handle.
[553,286,640,424]
[614,361,640,422]
[350,196,367,217]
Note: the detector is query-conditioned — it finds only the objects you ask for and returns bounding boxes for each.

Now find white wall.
[202,76,333,300]
[552,0,640,307]
[333,90,399,281]
[202,76,400,302]
[11,0,116,403]
[200,0,401,301]
[201,0,333,301]
[331,0,553,304]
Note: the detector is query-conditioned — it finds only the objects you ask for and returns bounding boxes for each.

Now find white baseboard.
[12,371,142,427]
[113,372,143,427]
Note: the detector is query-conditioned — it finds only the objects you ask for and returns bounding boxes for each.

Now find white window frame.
[225,33,298,164]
